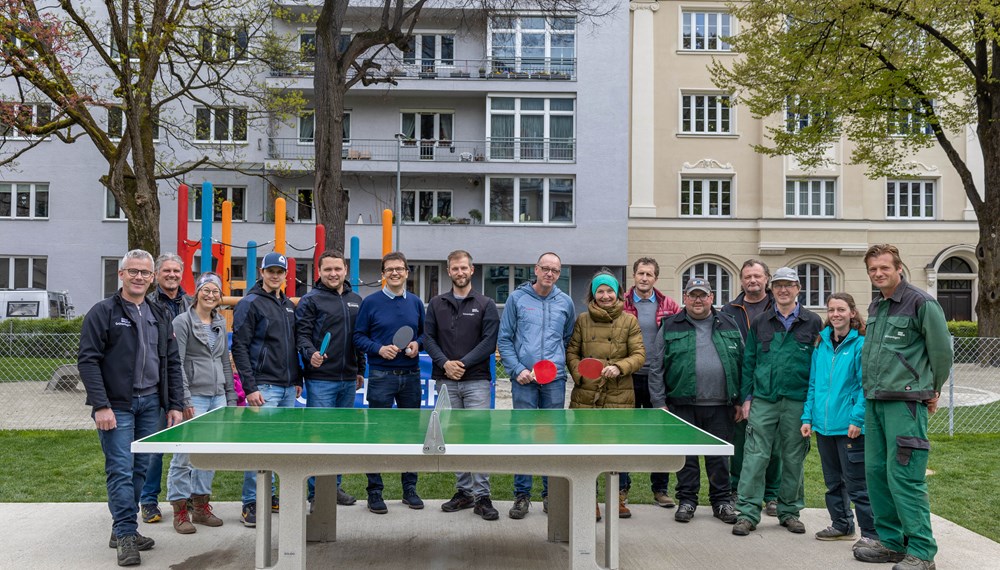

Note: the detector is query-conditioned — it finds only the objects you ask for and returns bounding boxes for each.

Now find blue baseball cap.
[261,252,287,270]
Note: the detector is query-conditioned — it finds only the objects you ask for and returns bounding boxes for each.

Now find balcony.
[267,137,576,164]
[268,57,577,82]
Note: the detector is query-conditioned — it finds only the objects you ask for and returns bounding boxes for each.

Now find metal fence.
[2,332,999,433]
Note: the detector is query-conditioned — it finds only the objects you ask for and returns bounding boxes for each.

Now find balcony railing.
[267,137,576,163]
[269,57,577,81]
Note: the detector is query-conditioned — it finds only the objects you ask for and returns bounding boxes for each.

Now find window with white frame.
[680,177,731,217]
[786,178,835,218]
[681,93,732,134]
[3,29,37,58]
[486,177,573,224]
[190,185,246,221]
[298,111,350,144]
[407,263,443,303]
[483,264,570,305]
[195,107,247,142]
[488,97,574,161]
[107,106,160,140]
[682,262,732,305]
[0,182,48,219]
[298,31,349,63]
[886,179,935,219]
[681,11,732,51]
[888,98,934,136]
[0,103,51,138]
[0,256,47,289]
[489,15,575,74]
[404,33,454,71]
[796,262,834,307]
[785,95,832,133]
[199,27,249,61]
[402,190,452,223]
[291,188,315,222]
[105,189,127,220]
[103,258,122,298]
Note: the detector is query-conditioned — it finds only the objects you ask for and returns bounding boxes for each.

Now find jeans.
[671,404,735,507]
[817,433,877,539]
[167,394,227,502]
[624,373,669,493]
[306,379,358,499]
[242,384,298,505]
[511,377,566,498]
[438,379,492,498]
[366,369,421,494]
[138,408,166,506]
[97,393,161,538]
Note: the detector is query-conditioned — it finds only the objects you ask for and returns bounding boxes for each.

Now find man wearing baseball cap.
[231,251,302,527]
[732,267,823,537]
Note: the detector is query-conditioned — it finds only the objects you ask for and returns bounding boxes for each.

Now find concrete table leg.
[547,476,570,542]
[568,474,599,569]
[276,472,307,569]
[306,475,337,542]
[256,470,272,569]
[604,473,619,569]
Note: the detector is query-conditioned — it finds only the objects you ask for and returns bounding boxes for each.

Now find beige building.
[627,0,981,321]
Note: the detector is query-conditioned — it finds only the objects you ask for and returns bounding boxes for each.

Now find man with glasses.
[732,267,822,537]
[78,249,184,566]
[232,252,301,528]
[498,252,576,520]
[353,251,425,514]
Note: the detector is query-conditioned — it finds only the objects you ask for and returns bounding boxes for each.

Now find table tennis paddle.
[393,325,415,355]
[532,359,558,385]
[319,332,331,355]
[578,357,604,380]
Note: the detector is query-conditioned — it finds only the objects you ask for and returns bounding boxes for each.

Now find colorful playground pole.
[314,224,326,276]
[274,198,286,255]
[177,184,196,293]
[286,258,296,297]
[221,200,233,295]
[382,209,393,256]
[350,236,360,287]
[247,240,257,287]
[200,182,214,274]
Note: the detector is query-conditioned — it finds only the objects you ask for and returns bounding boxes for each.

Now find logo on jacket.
[114,318,132,328]
[348,302,359,308]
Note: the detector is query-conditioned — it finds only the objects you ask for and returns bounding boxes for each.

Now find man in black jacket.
[78,249,184,567]
[424,250,501,521]
[295,250,365,508]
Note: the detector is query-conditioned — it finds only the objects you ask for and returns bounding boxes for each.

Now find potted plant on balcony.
[450,68,470,79]
[477,67,486,78]
[468,209,483,224]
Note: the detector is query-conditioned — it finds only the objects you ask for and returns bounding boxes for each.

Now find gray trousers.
[437,379,492,498]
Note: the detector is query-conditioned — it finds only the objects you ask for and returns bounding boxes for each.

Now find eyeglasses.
[122,268,153,278]
[383,266,407,275]
[537,265,561,275]
[771,283,799,290]
[200,289,221,297]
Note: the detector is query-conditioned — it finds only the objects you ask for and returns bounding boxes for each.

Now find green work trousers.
[866,400,936,561]
[731,418,781,502]
[735,397,810,525]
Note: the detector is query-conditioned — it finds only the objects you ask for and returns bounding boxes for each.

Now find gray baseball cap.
[770,267,799,285]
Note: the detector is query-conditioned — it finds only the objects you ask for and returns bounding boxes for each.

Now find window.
[105,189,127,220]
[488,97,575,161]
[887,180,935,219]
[785,178,835,217]
[109,24,146,60]
[3,28,37,58]
[484,264,571,305]
[293,260,312,295]
[403,33,454,71]
[298,111,350,144]
[195,107,247,142]
[107,107,160,140]
[888,98,934,135]
[0,103,51,139]
[191,185,246,221]
[486,177,573,224]
[0,256,47,289]
[0,183,48,219]
[291,188,314,222]
[406,263,442,303]
[682,262,732,305]
[199,27,249,61]
[681,93,732,134]
[681,11,732,51]
[785,96,832,133]
[489,15,575,74]
[796,263,834,308]
[298,31,349,63]
[401,111,453,160]
[402,190,451,223]
[103,258,122,298]
[680,178,731,217]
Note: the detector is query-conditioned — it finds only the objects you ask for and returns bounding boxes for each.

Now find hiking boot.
[712,503,737,524]
[367,492,388,514]
[764,500,778,517]
[892,555,936,570]
[140,503,161,524]
[543,496,549,513]
[241,502,257,528]
[190,494,223,527]
[815,525,854,541]
[171,499,196,534]
[781,517,806,534]
[853,536,880,551]
[401,489,424,509]
[674,503,695,523]
[442,491,475,512]
[474,496,499,521]
[596,503,602,522]
[509,494,530,519]
[108,533,154,550]
[653,491,676,508]
[271,495,280,513]
[116,534,141,567]
[732,518,756,536]
[618,490,631,519]
[337,488,357,506]
[854,542,906,564]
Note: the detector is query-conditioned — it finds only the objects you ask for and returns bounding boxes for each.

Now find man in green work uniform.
[732,267,822,537]
[854,244,952,570]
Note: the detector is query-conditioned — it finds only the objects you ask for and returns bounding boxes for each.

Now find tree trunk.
[975,156,1000,339]
[314,3,350,254]
[104,161,162,258]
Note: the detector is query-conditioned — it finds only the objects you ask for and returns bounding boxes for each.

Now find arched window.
[939,257,973,274]
[796,262,834,308]
[682,262,732,305]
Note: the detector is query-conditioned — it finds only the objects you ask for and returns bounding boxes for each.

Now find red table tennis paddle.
[578,358,604,380]
[393,325,415,355]
[532,360,558,384]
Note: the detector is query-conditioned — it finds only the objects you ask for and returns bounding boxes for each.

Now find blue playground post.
[200,181,214,274]
[350,236,360,287]
[246,240,257,286]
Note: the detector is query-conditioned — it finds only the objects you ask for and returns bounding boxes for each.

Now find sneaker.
[732,518,756,536]
[116,534,141,566]
[853,536,880,551]
[474,496,500,521]
[815,525,855,541]
[442,491,475,512]
[509,494,530,519]
[653,491,676,508]
[712,503,738,524]
[336,488,357,506]
[367,492,388,514]
[674,503,696,523]
[781,517,806,534]
[764,500,778,517]
[401,489,424,510]
[854,542,906,564]
[271,495,280,513]
[140,503,161,524]
[542,496,549,513]
[892,555,936,570]
[108,532,154,550]
[241,502,257,528]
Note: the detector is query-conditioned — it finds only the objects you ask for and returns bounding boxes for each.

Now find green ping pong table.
[133,403,731,570]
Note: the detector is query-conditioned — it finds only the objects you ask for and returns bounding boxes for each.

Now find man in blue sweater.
[353,251,425,514]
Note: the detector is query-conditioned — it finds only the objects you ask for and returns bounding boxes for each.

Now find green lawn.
[929,400,1000,434]
[0,357,72,382]
[1,430,996,542]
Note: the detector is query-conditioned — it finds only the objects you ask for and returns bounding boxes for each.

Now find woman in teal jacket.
[801,293,878,549]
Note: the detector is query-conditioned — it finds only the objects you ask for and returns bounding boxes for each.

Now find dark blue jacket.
[353,289,425,371]
[231,281,300,393]
[423,289,499,382]
[295,280,366,381]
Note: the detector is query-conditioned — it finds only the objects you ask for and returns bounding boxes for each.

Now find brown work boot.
[171,500,196,534]
[596,503,602,522]
[191,494,224,527]
[618,490,632,519]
